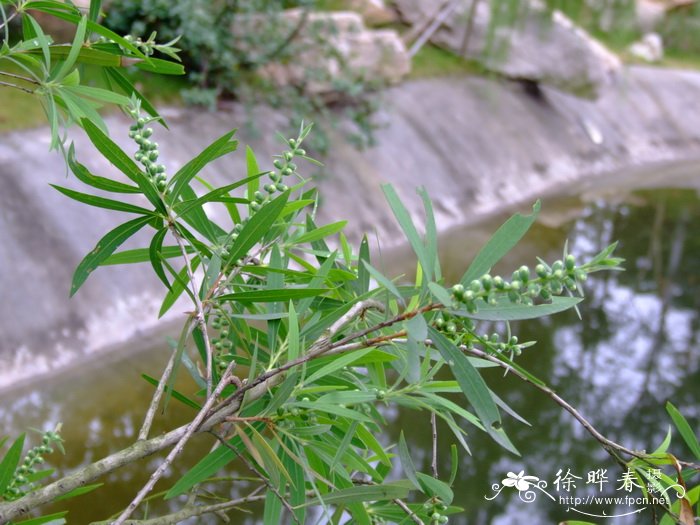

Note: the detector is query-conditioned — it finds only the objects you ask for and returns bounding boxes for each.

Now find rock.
[394,0,621,98]
[635,0,696,31]
[629,32,664,62]
[239,10,410,95]
[347,0,398,26]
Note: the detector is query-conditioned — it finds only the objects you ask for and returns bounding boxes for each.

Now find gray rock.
[347,0,398,26]
[395,0,621,98]
[243,9,410,94]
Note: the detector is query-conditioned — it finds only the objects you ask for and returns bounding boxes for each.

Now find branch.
[393,498,425,525]
[0,80,33,93]
[0,71,39,85]
[430,412,438,478]
[460,346,643,458]
[138,326,187,440]
[89,487,267,525]
[112,359,238,525]
[170,223,214,396]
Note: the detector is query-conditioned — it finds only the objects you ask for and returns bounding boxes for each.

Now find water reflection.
[1,189,698,524]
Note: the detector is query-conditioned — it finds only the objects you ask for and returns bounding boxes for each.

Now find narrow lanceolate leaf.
[169,130,238,201]
[12,511,68,525]
[173,174,264,218]
[246,145,260,207]
[63,84,131,106]
[103,67,161,122]
[295,221,347,245]
[50,185,154,215]
[81,119,164,212]
[299,481,412,507]
[666,402,700,460]
[418,186,441,281]
[218,288,326,304]
[453,296,583,321]
[428,327,501,439]
[88,0,102,22]
[102,246,187,265]
[71,216,152,296]
[51,14,87,82]
[362,261,404,304]
[416,473,454,505]
[0,434,25,494]
[398,432,420,490]
[159,256,200,317]
[382,184,433,282]
[149,227,171,289]
[224,191,290,267]
[461,201,540,286]
[356,235,370,295]
[67,144,140,194]
[133,56,185,75]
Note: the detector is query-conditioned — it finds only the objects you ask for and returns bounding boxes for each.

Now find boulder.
[629,32,664,62]
[239,10,410,95]
[347,0,398,26]
[394,0,621,98]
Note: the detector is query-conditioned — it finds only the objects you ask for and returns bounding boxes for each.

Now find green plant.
[0,2,698,524]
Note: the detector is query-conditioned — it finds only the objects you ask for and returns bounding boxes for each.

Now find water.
[1,187,698,524]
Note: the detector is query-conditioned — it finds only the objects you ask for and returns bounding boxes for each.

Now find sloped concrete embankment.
[1,66,699,387]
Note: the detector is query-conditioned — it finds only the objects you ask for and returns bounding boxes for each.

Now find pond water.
[1,185,698,524]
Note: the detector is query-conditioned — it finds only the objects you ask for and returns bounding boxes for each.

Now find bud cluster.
[2,429,63,501]
[127,107,167,193]
[449,254,585,314]
[210,310,234,373]
[423,499,449,524]
[224,129,310,261]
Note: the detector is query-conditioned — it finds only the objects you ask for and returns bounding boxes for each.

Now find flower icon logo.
[502,470,539,492]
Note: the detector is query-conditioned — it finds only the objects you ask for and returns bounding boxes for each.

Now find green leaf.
[25,15,51,69]
[448,444,459,486]
[53,482,103,501]
[428,328,504,445]
[295,221,347,245]
[51,14,87,82]
[666,402,700,460]
[50,184,154,215]
[218,288,325,304]
[67,144,140,194]
[224,191,290,267]
[141,374,199,410]
[133,56,185,75]
[416,472,454,505]
[103,67,161,122]
[362,261,403,303]
[159,256,200,317]
[246,145,260,207]
[428,282,453,306]
[418,187,441,281]
[382,184,432,281]
[12,512,67,525]
[101,246,186,265]
[88,0,102,22]
[63,84,131,106]
[461,201,540,285]
[169,130,238,202]
[0,434,25,494]
[299,481,412,507]
[304,348,375,385]
[71,216,152,296]
[149,227,171,289]
[288,302,300,361]
[173,175,264,218]
[452,296,583,321]
[398,432,420,490]
[356,235,370,295]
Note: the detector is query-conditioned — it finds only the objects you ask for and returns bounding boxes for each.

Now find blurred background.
[1,1,699,523]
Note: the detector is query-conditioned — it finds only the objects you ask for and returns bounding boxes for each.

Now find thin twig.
[211,431,302,525]
[0,70,39,84]
[137,327,188,440]
[89,487,267,525]
[393,498,425,525]
[460,346,643,458]
[112,359,237,525]
[169,223,214,397]
[430,412,438,478]
[0,80,33,93]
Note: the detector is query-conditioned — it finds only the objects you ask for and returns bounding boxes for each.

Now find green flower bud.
[535,264,548,278]
[142,128,153,138]
[574,269,587,282]
[469,280,482,293]
[553,269,564,280]
[451,283,465,300]
[264,183,277,193]
[446,322,457,333]
[273,159,284,169]
[493,276,505,289]
[137,117,146,127]
[277,183,288,192]
[481,274,493,290]
[510,280,522,291]
[518,265,530,282]
[251,202,261,211]
[565,254,576,270]
[297,148,306,155]
[540,288,551,300]
[552,260,564,272]
[284,151,293,161]
[464,290,475,302]
[288,162,297,172]
[288,138,297,147]
[375,390,386,400]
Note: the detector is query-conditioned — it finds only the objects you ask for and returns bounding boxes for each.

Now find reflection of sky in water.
[1,190,698,524]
